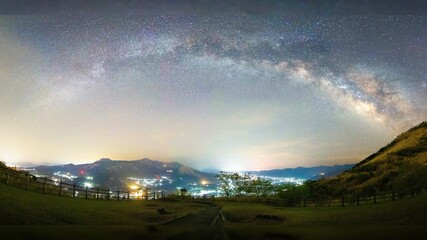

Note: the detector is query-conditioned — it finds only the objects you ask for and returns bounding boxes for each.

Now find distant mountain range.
[33,158,216,191]
[31,157,355,192]
[312,121,427,195]
[23,122,427,197]
[251,164,355,180]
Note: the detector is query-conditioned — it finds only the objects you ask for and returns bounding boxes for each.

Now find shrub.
[394,146,427,157]
[276,183,310,206]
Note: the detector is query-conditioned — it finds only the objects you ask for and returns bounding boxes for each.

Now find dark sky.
[0,11,426,170]
[0,0,425,15]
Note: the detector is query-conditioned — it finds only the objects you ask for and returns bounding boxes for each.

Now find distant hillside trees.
[216,171,275,198]
[276,182,310,205]
[216,171,237,197]
[179,188,188,198]
[248,177,275,199]
[216,171,314,203]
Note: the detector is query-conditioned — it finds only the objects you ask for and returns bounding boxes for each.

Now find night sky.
[0,16,426,170]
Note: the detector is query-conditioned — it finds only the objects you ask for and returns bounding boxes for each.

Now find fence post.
[341,196,345,207]
[410,188,414,198]
[107,189,110,200]
[303,199,306,207]
[392,188,395,201]
[85,187,88,199]
[26,176,30,191]
[43,177,47,194]
[373,193,376,204]
[357,194,360,206]
[117,190,120,201]
[96,187,99,199]
[127,191,130,200]
[72,183,76,198]
[6,168,11,185]
[59,180,63,196]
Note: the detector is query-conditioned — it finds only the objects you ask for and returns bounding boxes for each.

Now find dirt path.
[164,205,228,240]
[166,205,222,225]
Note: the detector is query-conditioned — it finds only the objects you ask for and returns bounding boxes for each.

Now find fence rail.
[2,165,426,207]
[0,165,164,201]
[209,184,427,207]
[167,183,426,208]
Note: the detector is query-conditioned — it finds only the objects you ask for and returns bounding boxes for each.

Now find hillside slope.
[311,122,427,196]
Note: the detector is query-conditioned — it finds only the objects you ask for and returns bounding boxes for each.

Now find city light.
[53,171,78,180]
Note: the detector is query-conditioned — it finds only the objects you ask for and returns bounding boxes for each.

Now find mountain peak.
[96,158,112,163]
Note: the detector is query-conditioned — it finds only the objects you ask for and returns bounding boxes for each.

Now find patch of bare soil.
[253,214,284,224]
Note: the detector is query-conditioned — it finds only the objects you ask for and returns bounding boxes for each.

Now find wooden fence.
[0,165,164,200]
[2,164,426,207]
[211,184,427,207]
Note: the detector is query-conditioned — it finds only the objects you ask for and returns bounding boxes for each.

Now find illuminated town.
[23,167,308,199]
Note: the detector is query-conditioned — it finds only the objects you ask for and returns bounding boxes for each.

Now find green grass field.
[217,194,427,239]
[0,183,207,225]
[219,193,427,225]
[1,182,427,239]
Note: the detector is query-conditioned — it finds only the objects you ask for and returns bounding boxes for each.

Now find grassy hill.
[310,122,427,196]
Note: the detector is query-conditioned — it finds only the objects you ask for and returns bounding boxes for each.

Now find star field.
[0,16,425,170]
